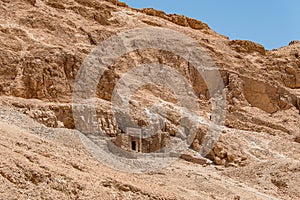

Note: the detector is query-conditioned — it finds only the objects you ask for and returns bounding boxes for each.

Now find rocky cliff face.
[0,0,299,199]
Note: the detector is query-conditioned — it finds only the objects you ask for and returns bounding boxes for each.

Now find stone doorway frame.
[126,127,142,152]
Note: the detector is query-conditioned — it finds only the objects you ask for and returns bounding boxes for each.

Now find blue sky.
[121,0,300,50]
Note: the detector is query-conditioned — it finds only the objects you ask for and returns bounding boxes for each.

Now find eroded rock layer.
[0,0,299,199]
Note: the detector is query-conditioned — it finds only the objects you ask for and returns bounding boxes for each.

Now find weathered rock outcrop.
[0,0,299,199]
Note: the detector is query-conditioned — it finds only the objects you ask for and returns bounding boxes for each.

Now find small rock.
[26,0,36,6]
[227,162,238,168]
[294,136,300,143]
[215,156,225,165]
[234,195,241,200]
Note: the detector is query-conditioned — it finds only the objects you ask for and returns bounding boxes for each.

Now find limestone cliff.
[0,0,299,199]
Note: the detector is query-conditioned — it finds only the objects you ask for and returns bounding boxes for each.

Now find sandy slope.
[0,106,299,199]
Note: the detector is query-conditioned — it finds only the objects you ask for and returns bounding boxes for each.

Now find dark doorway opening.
[131,141,136,151]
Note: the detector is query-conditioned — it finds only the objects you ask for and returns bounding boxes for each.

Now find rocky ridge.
[0,0,299,199]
